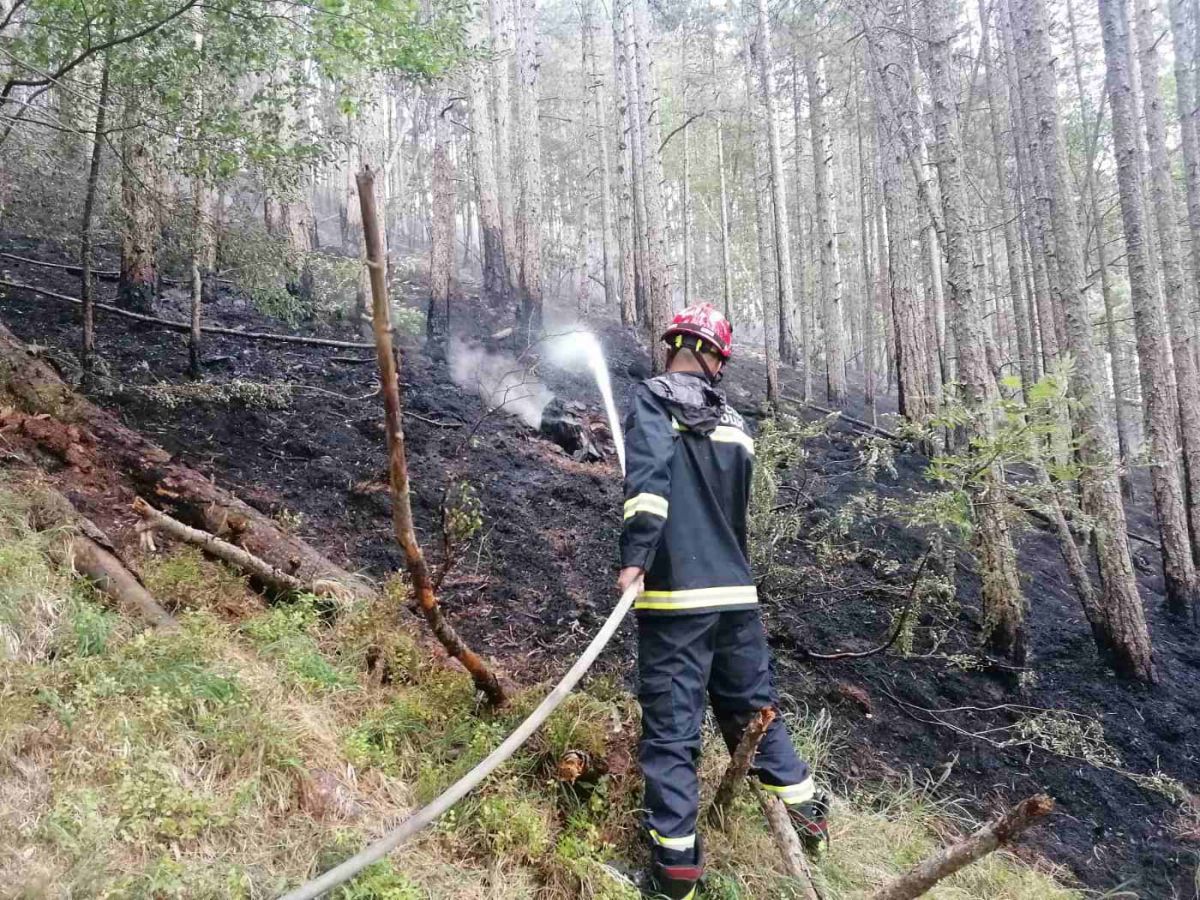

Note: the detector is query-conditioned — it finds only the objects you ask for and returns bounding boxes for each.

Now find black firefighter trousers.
[637,608,813,853]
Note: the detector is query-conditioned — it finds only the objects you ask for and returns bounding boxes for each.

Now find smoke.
[448,337,553,428]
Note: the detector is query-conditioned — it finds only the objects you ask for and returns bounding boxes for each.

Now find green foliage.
[141,546,250,612]
[749,414,829,581]
[333,861,423,900]
[241,596,357,694]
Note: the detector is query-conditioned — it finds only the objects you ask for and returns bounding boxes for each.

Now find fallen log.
[0,251,233,287]
[132,497,351,601]
[708,708,775,828]
[753,783,823,900]
[0,278,374,350]
[870,794,1054,900]
[26,485,176,629]
[0,321,372,601]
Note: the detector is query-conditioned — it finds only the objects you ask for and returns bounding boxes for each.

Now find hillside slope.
[1,237,1194,896]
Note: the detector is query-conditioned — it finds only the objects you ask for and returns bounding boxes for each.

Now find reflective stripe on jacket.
[619,373,757,615]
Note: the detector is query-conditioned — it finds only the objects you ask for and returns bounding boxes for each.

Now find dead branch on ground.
[708,707,776,828]
[132,497,352,601]
[799,551,931,661]
[357,166,506,707]
[0,278,374,350]
[753,783,823,900]
[27,486,176,629]
[870,794,1054,899]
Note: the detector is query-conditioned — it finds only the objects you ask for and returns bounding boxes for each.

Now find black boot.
[648,836,704,899]
[787,793,830,857]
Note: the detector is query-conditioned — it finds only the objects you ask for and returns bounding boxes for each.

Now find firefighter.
[617,302,828,899]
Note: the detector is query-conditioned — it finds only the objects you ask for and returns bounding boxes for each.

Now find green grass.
[0,482,1084,899]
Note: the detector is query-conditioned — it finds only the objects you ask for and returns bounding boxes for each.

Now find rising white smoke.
[448,336,553,429]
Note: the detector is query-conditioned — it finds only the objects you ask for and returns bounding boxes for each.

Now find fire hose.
[280,417,634,899]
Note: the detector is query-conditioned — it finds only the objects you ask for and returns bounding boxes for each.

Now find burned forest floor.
[2,232,1199,898]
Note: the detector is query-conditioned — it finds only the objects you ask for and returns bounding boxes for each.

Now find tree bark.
[717,119,735,321]
[754,0,798,374]
[118,111,157,314]
[489,0,519,303]
[582,0,620,313]
[631,0,671,369]
[1142,0,1200,566]
[708,708,776,828]
[871,795,1054,900]
[612,0,637,327]
[357,167,506,706]
[514,0,545,342]
[924,0,1027,662]
[428,87,455,344]
[979,0,1035,399]
[869,23,933,424]
[1013,0,1157,681]
[468,6,512,306]
[1107,0,1200,615]
[791,53,812,399]
[748,40,781,404]
[79,52,110,375]
[806,42,847,405]
[1066,0,1136,494]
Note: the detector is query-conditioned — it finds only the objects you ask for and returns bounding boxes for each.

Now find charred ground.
[1,234,1197,897]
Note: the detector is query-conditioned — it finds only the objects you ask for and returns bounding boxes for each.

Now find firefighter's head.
[661,303,733,384]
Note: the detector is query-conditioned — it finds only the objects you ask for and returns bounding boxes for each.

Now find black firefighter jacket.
[619,372,758,615]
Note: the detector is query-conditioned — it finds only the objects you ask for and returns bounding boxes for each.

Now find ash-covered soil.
[2,234,1197,897]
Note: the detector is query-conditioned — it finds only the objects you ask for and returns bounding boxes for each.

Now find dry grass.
[0,482,1085,899]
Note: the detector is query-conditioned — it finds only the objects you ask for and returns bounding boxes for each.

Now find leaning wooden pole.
[753,783,823,900]
[708,707,776,828]
[870,794,1054,900]
[356,166,506,707]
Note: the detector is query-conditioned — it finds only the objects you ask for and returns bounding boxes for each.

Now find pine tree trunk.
[870,23,934,423]
[79,53,111,375]
[631,0,671,370]
[717,120,735,321]
[467,8,512,306]
[620,0,651,327]
[857,68,876,419]
[1067,0,1134,496]
[747,41,780,404]
[1013,0,1157,681]
[583,0,620,313]
[428,87,455,344]
[514,0,545,341]
[489,0,519,304]
[755,0,798,377]
[118,114,158,314]
[806,44,847,405]
[924,0,1027,662]
[1110,0,1200,614]
[1141,0,1200,564]
[980,0,1035,398]
[792,53,812,400]
[1170,0,1200,343]
[612,0,637,326]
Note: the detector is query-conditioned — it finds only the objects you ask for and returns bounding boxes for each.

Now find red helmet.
[661,302,734,360]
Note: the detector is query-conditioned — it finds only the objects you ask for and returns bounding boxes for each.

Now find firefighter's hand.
[616,566,644,595]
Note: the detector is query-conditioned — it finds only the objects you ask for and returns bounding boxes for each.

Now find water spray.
[280,333,636,900]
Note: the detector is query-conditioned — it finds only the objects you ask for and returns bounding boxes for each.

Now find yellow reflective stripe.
[681,889,696,900]
[636,585,758,611]
[711,425,755,454]
[649,829,696,851]
[623,493,669,520]
[671,418,688,432]
[762,777,815,805]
